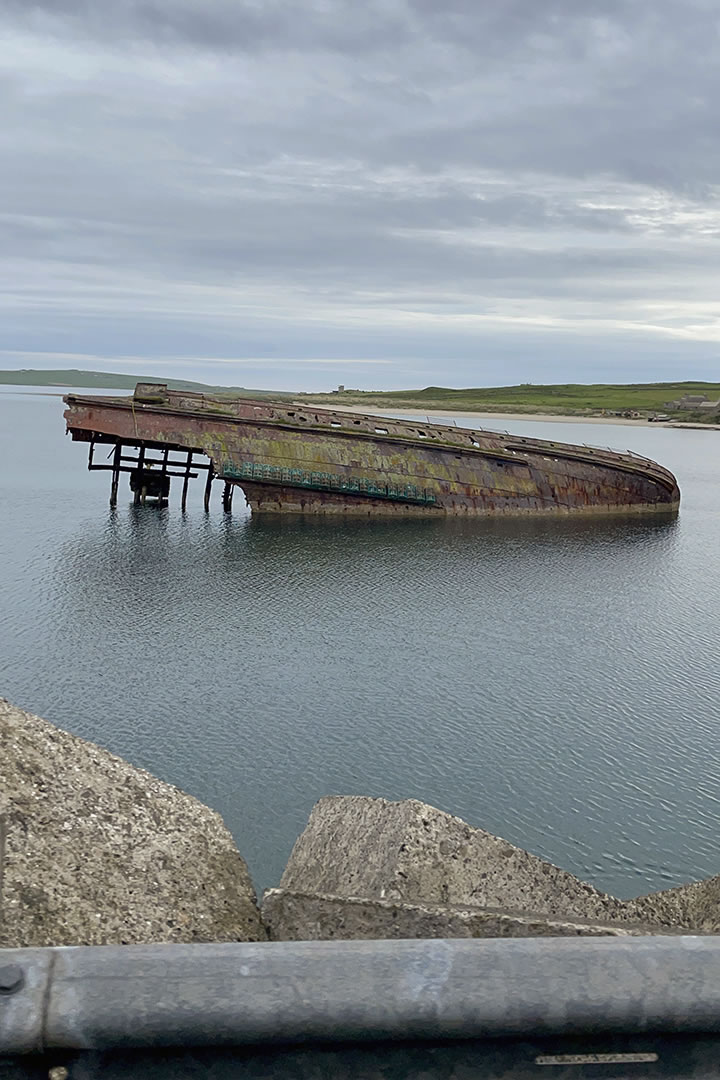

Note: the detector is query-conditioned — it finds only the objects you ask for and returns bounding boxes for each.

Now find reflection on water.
[1,391,719,896]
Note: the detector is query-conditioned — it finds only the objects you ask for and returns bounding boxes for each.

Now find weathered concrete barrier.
[275,795,636,925]
[267,796,720,939]
[0,698,265,946]
[632,875,720,933]
[262,889,673,940]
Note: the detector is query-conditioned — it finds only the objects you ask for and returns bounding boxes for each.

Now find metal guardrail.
[221,460,437,505]
[2,938,720,1077]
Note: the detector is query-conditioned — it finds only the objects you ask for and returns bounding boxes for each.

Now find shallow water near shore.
[1,386,719,897]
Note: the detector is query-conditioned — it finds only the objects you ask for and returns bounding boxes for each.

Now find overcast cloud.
[2,0,720,389]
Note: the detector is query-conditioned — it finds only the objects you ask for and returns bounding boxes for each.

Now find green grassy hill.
[0,368,290,398]
[302,381,720,418]
[0,368,215,390]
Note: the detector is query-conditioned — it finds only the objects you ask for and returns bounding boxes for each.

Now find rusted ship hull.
[63,384,680,516]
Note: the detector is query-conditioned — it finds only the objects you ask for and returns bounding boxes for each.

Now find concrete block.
[279,796,636,923]
[0,698,265,946]
[263,888,674,941]
[632,876,720,932]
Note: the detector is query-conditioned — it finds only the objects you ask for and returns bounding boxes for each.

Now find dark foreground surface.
[7,1037,720,1079]
[1,388,719,897]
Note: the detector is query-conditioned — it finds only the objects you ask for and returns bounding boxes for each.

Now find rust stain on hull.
[63,384,681,517]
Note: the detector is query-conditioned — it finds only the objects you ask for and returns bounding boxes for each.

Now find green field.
[301,381,720,420]
[3,370,719,421]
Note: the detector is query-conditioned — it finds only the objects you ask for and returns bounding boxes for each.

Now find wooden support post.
[222,482,234,512]
[204,466,214,512]
[181,452,193,512]
[109,443,122,507]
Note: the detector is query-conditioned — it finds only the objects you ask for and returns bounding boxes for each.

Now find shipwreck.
[63,383,680,516]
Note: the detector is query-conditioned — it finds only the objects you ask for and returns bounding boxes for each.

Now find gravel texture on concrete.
[632,876,720,932]
[0,698,265,946]
[262,889,680,941]
[278,796,677,927]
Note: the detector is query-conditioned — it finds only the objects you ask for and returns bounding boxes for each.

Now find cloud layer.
[2,0,719,388]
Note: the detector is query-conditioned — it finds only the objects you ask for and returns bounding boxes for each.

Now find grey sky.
[2,0,719,390]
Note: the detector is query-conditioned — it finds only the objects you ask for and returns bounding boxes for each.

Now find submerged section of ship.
[63,383,680,515]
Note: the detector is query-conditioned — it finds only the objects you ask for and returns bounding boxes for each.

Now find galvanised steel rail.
[2,937,720,1076]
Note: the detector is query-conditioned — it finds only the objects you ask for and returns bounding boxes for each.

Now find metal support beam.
[90,465,199,479]
[133,445,145,505]
[109,444,122,508]
[181,452,193,512]
[222,482,234,512]
[204,466,214,512]
[160,447,169,504]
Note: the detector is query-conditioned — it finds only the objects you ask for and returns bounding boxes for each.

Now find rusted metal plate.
[63,386,681,516]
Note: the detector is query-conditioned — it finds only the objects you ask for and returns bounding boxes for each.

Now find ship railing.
[582,443,657,462]
[582,442,624,454]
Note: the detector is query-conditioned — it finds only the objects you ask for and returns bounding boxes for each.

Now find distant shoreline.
[305,403,720,430]
[0,389,72,397]
[4,385,719,429]
[302,403,673,427]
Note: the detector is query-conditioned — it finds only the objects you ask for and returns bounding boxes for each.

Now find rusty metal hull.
[63,386,680,516]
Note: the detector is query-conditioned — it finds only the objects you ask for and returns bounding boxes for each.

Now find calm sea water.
[1,386,719,898]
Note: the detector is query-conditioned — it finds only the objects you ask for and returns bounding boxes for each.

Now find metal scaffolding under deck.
[84,436,234,512]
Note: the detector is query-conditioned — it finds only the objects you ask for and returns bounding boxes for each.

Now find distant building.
[338,385,345,392]
[667,393,720,411]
